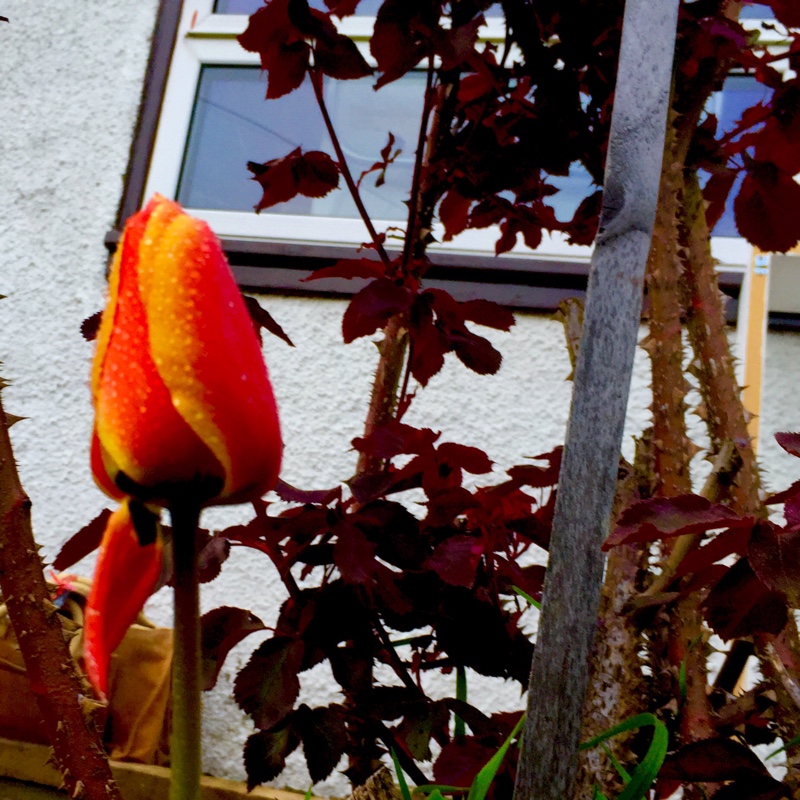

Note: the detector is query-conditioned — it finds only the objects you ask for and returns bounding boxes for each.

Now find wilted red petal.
[84,501,164,698]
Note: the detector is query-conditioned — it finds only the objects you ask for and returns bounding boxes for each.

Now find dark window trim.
[116,0,183,226]
[111,0,748,318]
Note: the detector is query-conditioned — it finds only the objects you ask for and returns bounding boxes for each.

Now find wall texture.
[3,1,800,795]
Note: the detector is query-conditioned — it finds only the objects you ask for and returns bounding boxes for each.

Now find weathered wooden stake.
[512,1,680,798]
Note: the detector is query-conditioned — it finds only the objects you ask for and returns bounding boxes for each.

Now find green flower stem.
[170,501,203,800]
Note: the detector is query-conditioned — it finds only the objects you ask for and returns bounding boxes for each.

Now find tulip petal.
[92,200,224,496]
[135,197,282,502]
[84,500,164,699]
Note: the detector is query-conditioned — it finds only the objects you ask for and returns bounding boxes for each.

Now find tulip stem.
[170,501,203,800]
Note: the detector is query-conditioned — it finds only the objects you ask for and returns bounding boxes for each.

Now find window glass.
[706,74,773,237]
[178,66,426,219]
[214,0,502,16]
[739,3,773,18]
[178,65,593,224]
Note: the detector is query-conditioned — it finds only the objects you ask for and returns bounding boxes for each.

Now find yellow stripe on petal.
[136,200,282,501]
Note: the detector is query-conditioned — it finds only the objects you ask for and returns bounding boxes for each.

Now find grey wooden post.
[512,1,680,798]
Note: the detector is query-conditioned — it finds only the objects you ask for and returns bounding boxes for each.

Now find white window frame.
[142,1,789,284]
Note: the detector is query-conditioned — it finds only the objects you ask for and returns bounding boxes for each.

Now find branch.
[0,389,122,800]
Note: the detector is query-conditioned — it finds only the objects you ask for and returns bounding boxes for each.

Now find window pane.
[215,0,383,14]
[739,3,773,18]
[179,65,599,226]
[706,75,773,237]
[215,0,502,15]
[178,66,426,219]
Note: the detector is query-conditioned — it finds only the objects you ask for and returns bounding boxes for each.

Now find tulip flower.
[85,194,282,800]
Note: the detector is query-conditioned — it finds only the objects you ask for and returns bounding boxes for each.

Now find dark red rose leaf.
[370,0,434,88]
[325,0,360,17]
[234,637,305,730]
[200,606,266,690]
[342,278,412,343]
[784,492,800,530]
[294,704,348,782]
[287,0,337,41]
[674,525,751,578]
[748,520,800,606]
[604,494,749,550]
[775,431,800,458]
[354,501,426,570]
[753,89,800,176]
[334,521,377,583]
[237,1,293,62]
[433,737,499,787]
[395,700,450,761]
[357,132,400,190]
[711,775,790,800]
[409,295,449,386]
[437,442,493,474]
[703,170,739,231]
[352,419,439,459]
[274,478,341,505]
[459,299,515,332]
[441,698,494,737]
[81,310,102,342]
[433,16,483,70]
[495,219,519,255]
[425,486,480,528]
[249,148,303,211]
[659,737,770,783]
[768,0,800,28]
[449,328,503,375]
[507,448,562,489]
[496,558,546,602]
[243,725,300,791]
[267,40,311,99]
[703,558,788,641]
[197,535,231,584]
[424,535,485,588]
[302,257,385,282]
[734,163,800,253]
[316,33,373,79]
[239,1,312,100]
[566,189,602,246]
[53,508,112,570]
[440,189,473,241]
[293,150,340,198]
[243,295,295,346]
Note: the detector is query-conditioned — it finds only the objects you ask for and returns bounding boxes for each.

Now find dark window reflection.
[178,66,426,219]
[215,0,502,16]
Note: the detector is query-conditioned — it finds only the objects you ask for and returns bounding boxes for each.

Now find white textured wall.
[4,1,800,796]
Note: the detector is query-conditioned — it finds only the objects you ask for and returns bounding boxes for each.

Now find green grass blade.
[466,714,525,800]
[390,748,413,800]
[511,585,541,610]
[602,743,631,784]
[768,731,800,759]
[580,713,668,800]
[415,785,470,795]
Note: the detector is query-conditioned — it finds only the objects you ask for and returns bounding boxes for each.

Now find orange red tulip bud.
[85,194,283,697]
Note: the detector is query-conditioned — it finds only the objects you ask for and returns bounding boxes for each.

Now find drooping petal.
[92,200,224,496]
[84,500,164,699]
[134,196,282,502]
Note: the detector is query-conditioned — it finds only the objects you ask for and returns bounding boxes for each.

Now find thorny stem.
[0,390,122,800]
[310,68,393,271]
[170,501,203,800]
[372,613,423,695]
[401,57,436,274]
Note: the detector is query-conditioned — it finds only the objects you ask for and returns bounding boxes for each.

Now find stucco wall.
[4,1,800,795]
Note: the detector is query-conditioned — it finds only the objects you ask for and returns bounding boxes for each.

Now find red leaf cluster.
[248,148,340,212]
